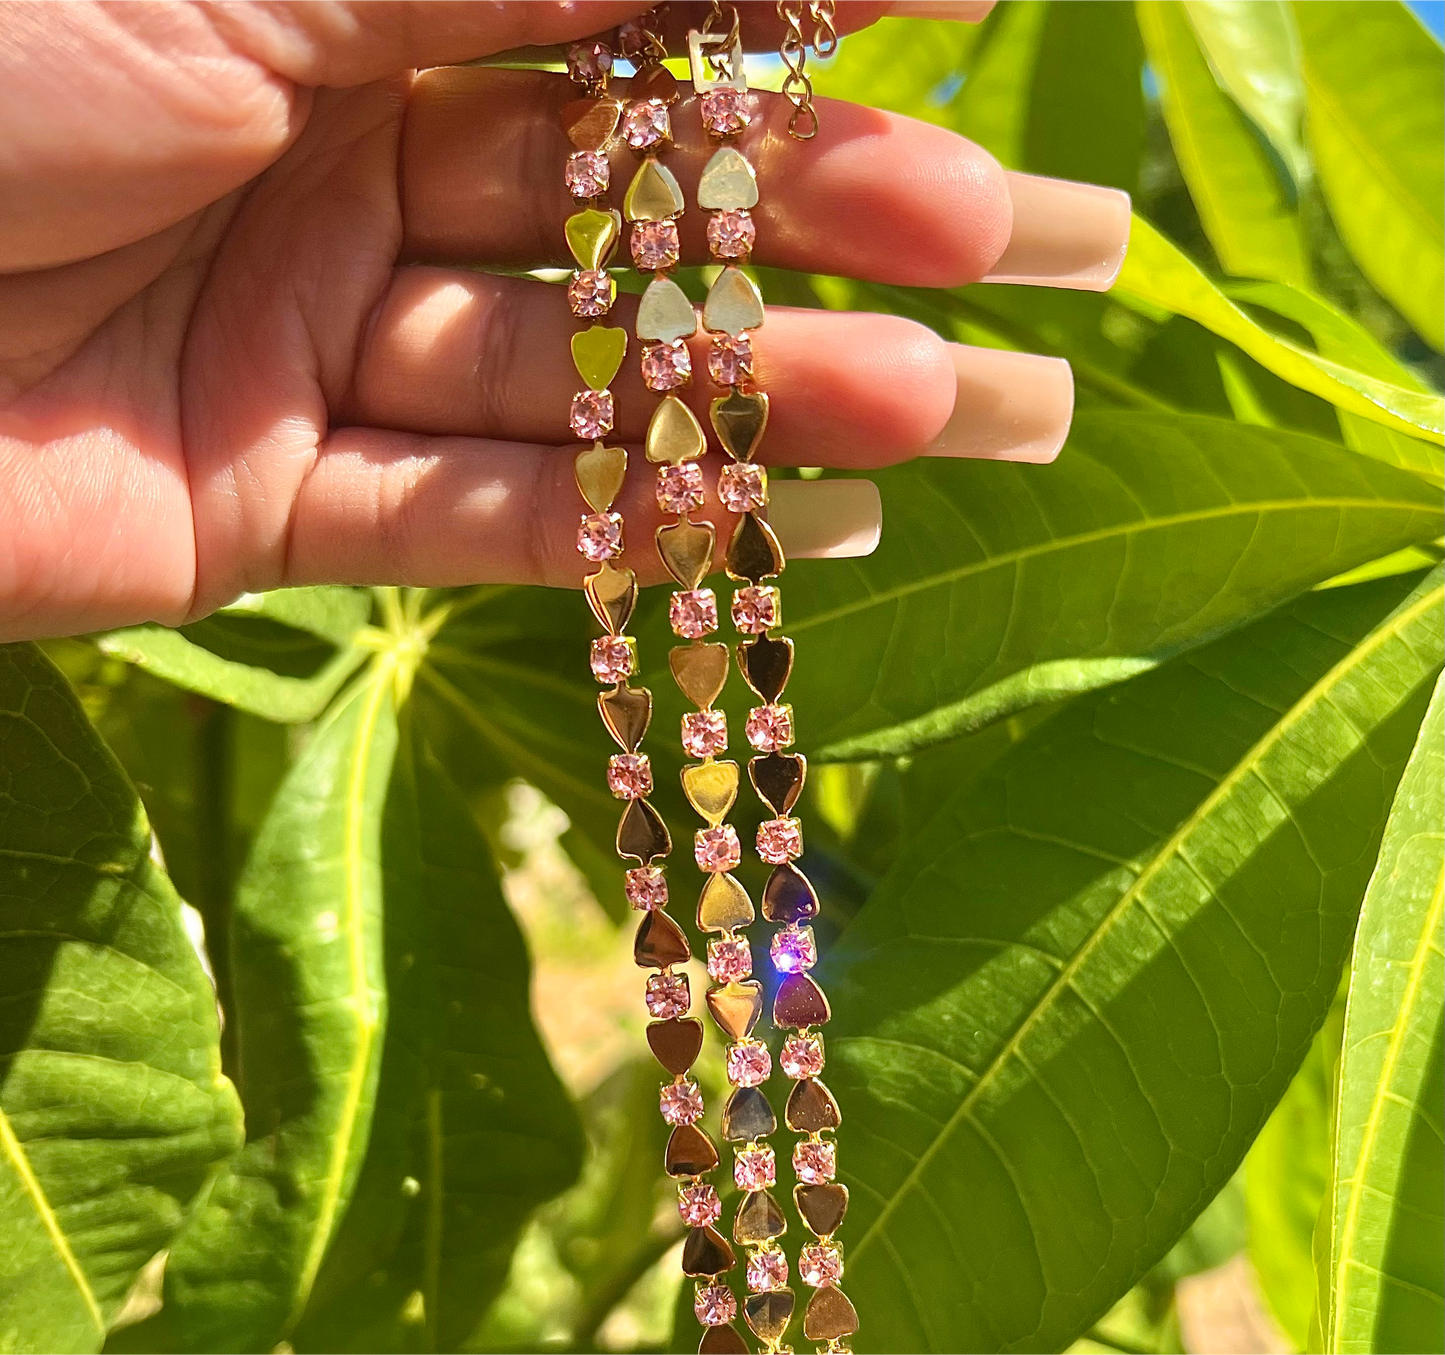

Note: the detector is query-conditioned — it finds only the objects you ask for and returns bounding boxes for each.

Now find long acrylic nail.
[770,479,882,559]
[927,345,1074,463]
[985,172,1132,291]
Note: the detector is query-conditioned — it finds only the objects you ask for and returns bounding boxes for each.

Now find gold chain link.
[776,0,818,140]
[809,0,838,58]
[704,0,742,77]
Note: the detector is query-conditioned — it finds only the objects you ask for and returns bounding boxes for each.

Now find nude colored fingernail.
[890,2,996,18]
[770,479,882,559]
[927,345,1073,463]
[986,172,1132,291]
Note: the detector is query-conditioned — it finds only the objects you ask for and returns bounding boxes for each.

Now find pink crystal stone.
[623,99,671,148]
[756,815,802,865]
[799,1242,844,1288]
[707,209,756,259]
[565,150,610,199]
[793,1137,837,1185]
[657,461,704,514]
[695,1284,737,1327]
[718,460,765,512]
[670,588,718,639]
[626,865,668,910]
[577,511,623,562]
[734,1143,776,1192]
[631,218,680,271]
[746,703,794,752]
[707,936,752,983]
[570,389,614,439]
[681,709,728,758]
[568,269,613,318]
[701,86,752,137]
[641,338,691,391]
[695,824,741,874]
[726,1041,772,1088]
[645,971,690,1020]
[732,585,779,635]
[589,634,635,684]
[781,1031,825,1080]
[607,752,653,800]
[708,334,754,387]
[771,925,817,974]
[567,40,613,85]
[747,1248,789,1294]
[660,1078,705,1125]
[678,1182,722,1227]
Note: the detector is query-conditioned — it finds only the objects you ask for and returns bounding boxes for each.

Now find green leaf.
[0,644,241,1354]
[290,721,583,1352]
[218,587,373,647]
[1293,1,1445,350]
[154,664,399,1352]
[949,0,1050,166]
[811,17,985,126]
[1323,670,1445,1352]
[1183,0,1309,183]
[782,410,1442,759]
[1116,216,1445,442]
[97,625,366,724]
[823,569,1442,1352]
[1139,1,1308,285]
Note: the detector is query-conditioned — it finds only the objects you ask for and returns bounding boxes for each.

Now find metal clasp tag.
[688,29,746,93]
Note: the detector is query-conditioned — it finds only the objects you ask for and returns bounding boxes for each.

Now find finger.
[347,267,957,466]
[401,68,1013,287]
[281,428,878,594]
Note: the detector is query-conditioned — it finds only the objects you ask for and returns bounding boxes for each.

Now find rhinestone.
[626,865,668,910]
[657,462,705,514]
[607,752,653,800]
[641,338,692,391]
[718,460,765,512]
[660,1078,705,1125]
[631,218,680,271]
[746,703,794,752]
[734,1143,776,1192]
[707,209,756,259]
[577,511,623,562]
[708,333,754,387]
[695,1284,738,1326]
[695,824,741,874]
[646,971,690,1020]
[756,816,802,864]
[682,709,728,758]
[679,1182,722,1227]
[747,1248,789,1294]
[670,588,718,639]
[623,99,671,149]
[771,925,817,974]
[701,87,752,137]
[799,1242,843,1288]
[568,269,614,317]
[589,634,636,683]
[570,389,614,439]
[565,150,610,199]
[732,585,779,635]
[793,1138,837,1185]
[726,1041,771,1088]
[707,937,752,983]
[781,1032,825,1079]
[567,40,613,86]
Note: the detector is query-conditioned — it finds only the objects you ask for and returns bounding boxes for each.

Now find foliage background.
[1,3,1441,1354]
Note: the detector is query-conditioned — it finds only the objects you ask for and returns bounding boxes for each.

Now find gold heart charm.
[571,325,628,391]
[682,759,739,825]
[698,146,759,211]
[706,981,763,1041]
[703,266,765,336]
[624,156,685,222]
[584,563,637,633]
[565,208,622,269]
[561,96,622,151]
[646,395,706,464]
[657,519,715,589]
[726,512,783,582]
[636,276,698,343]
[697,872,754,932]
[574,443,627,512]
[669,642,729,707]
[598,685,651,751]
[710,390,770,461]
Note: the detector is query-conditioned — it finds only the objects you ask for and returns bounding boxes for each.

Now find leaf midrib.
[789,496,1439,635]
[850,582,1444,1269]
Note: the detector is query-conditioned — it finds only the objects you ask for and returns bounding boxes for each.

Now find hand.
[0,0,1129,641]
